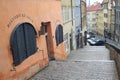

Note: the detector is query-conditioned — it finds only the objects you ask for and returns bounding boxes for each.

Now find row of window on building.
[62,6,81,24]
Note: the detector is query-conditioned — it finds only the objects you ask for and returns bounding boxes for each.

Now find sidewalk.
[29,46,119,80]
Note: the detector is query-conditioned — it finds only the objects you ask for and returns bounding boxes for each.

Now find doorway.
[43,22,54,60]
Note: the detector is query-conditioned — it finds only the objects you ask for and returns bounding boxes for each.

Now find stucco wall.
[96,9,104,35]
[0,0,66,79]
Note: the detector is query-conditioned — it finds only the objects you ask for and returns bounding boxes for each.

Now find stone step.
[30,46,119,80]
[69,51,110,61]
[72,50,109,53]
[79,48,109,51]
[80,47,109,50]
[71,60,114,62]
[30,61,119,80]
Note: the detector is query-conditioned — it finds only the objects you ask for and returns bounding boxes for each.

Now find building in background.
[62,0,76,55]
[81,0,87,32]
[102,0,112,39]
[96,0,115,40]
[81,0,87,46]
[86,2,101,33]
[74,0,82,48]
[114,0,120,42]
[96,4,104,36]
[62,0,82,55]
[110,0,116,40]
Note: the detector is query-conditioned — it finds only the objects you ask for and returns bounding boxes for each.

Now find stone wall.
[106,44,120,79]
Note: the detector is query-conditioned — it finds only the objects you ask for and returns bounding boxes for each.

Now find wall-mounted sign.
[7,14,33,28]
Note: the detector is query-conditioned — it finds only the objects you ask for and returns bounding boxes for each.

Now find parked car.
[87,32,95,39]
[87,38,105,46]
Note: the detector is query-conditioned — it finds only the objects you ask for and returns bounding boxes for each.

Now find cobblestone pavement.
[68,46,110,61]
[29,46,119,80]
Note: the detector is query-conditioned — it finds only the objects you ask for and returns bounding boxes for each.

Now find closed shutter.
[11,24,26,66]
[24,23,37,57]
[10,23,37,66]
[16,25,27,63]
[59,25,63,43]
[56,27,60,46]
[55,24,63,46]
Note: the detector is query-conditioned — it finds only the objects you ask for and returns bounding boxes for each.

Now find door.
[44,22,54,60]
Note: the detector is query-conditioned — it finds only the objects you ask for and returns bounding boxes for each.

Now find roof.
[103,0,108,3]
[87,2,101,12]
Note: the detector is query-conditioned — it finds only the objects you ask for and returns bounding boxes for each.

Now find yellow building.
[62,0,82,54]
[102,0,114,38]
[87,2,101,33]
[81,0,86,33]
[61,0,77,55]
[96,7,104,36]
[95,0,116,40]
[81,0,86,46]
[110,4,115,40]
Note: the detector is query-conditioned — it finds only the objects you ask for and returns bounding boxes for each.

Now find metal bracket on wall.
[10,65,16,72]
[39,50,45,60]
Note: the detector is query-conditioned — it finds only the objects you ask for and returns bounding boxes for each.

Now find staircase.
[30,46,119,80]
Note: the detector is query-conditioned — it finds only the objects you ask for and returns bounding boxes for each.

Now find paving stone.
[29,46,119,80]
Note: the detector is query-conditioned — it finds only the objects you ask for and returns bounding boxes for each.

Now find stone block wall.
[106,44,120,79]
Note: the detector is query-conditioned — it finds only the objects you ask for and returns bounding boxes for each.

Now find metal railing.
[106,39,120,50]
[95,35,120,50]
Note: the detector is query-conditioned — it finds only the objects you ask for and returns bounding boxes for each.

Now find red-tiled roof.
[87,3,101,12]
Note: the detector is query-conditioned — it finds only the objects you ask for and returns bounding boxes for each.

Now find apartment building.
[96,5,104,36]
[62,0,82,54]
[81,0,87,45]
[114,0,120,42]
[87,2,101,33]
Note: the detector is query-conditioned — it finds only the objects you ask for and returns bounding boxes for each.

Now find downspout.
[71,0,73,26]
[114,1,116,41]
[80,0,82,31]
[80,0,83,48]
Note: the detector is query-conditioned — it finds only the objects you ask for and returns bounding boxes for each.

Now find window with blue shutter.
[55,24,63,46]
[10,22,37,66]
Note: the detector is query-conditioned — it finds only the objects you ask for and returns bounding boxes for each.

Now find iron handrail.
[95,35,120,50]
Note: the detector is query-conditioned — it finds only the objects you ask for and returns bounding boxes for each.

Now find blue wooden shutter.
[10,23,37,66]
[11,24,26,66]
[55,24,63,46]
[24,23,37,57]
[56,26,59,46]
[59,25,63,43]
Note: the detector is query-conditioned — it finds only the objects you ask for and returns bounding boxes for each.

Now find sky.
[86,0,103,6]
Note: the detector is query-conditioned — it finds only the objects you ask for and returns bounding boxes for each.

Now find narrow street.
[30,46,119,80]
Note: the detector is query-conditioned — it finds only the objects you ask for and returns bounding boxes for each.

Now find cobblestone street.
[30,46,119,80]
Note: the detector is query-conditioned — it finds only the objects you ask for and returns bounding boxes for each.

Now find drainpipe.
[80,0,83,48]
[114,1,116,41]
[80,0,82,31]
[71,0,73,26]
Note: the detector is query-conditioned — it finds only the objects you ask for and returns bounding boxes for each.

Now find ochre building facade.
[0,0,67,79]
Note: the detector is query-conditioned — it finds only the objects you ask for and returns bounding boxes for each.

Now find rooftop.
[87,2,101,12]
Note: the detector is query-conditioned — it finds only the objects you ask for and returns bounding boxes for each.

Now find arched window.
[55,24,63,46]
[10,22,37,66]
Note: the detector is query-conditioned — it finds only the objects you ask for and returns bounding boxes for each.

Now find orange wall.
[0,0,66,79]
